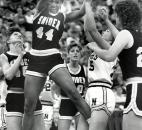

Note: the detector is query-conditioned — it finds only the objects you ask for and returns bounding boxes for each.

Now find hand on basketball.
[97,7,109,21]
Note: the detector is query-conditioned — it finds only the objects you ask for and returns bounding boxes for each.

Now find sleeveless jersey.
[61,64,86,97]
[118,30,142,80]
[32,10,65,50]
[88,52,117,87]
[4,52,29,89]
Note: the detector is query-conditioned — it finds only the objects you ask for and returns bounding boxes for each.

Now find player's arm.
[87,30,132,62]
[84,1,110,49]
[51,82,61,126]
[51,83,61,109]
[98,8,119,38]
[35,0,48,13]
[0,53,24,80]
[65,0,85,23]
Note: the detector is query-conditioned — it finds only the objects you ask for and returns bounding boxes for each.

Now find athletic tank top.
[32,9,65,50]
[88,52,117,87]
[4,52,29,89]
[118,30,142,80]
[61,64,86,97]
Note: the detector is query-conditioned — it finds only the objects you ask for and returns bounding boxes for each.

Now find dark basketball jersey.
[32,10,65,50]
[118,30,142,80]
[4,52,29,89]
[61,64,86,97]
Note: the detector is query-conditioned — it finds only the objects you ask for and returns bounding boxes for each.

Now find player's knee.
[24,98,37,115]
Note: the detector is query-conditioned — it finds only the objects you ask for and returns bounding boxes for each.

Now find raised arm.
[88,30,132,62]
[65,0,85,23]
[84,1,110,49]
[35,0,49,13]
[98,8,119,38]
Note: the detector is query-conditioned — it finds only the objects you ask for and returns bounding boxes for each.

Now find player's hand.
[87,42,98,51]
[15,42,25,56]
[87,42,97,51]
[53,110,59,127]
[97,7,109,21]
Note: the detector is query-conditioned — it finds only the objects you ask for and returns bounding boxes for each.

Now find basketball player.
[77,1,117,130]
[23,0,91,130]
[85,1,142,130]
[0,28,45,130]
[55,42,87,130]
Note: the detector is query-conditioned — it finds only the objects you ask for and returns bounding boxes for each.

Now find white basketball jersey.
[88,52,117,87]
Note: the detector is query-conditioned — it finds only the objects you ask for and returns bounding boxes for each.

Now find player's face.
[9,32,24,44]
[68,46,81,62]
[48,0,61,14]
[102,30,113,43]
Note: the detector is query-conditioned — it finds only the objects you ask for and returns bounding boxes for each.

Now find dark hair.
[67,42,82,53]
[6,26,22,45]
[115,0,141,30]
[7,26,21,36]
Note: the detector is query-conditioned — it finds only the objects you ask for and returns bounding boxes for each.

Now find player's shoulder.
[118,30,133,39]
[0,53,7,60]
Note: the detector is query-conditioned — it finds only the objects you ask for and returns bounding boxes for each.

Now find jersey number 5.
[36,27,54,41]
[137,47,142,67]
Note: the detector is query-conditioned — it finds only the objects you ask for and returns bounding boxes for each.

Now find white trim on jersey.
[6,110,43,117]
[33,11,41,21]
[59,115,73,120]
[61,96,70,99]
[34,110,43,116]
[124,80,142,116]
[26,70,47,77]
[89,81,112,88]
[30,48,60,56]
[48,64,66,76]
[6,112,23,117]
[7,90,24,94]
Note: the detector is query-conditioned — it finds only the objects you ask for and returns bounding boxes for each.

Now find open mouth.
[74,56,78,58]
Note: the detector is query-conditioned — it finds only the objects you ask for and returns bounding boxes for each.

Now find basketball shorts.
[59,98,79,120]
[6,93,42,117]
[26,51,66,77]
[85,86,115,116]
[42,105,53,125]
[124,82,142,116]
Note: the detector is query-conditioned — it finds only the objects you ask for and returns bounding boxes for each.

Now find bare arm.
[89,30,132,62]
[84,1,110,49]
[98,8,119,38]
[65,0,85,23]
[51,82,61,100]
[35,0,49,13]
